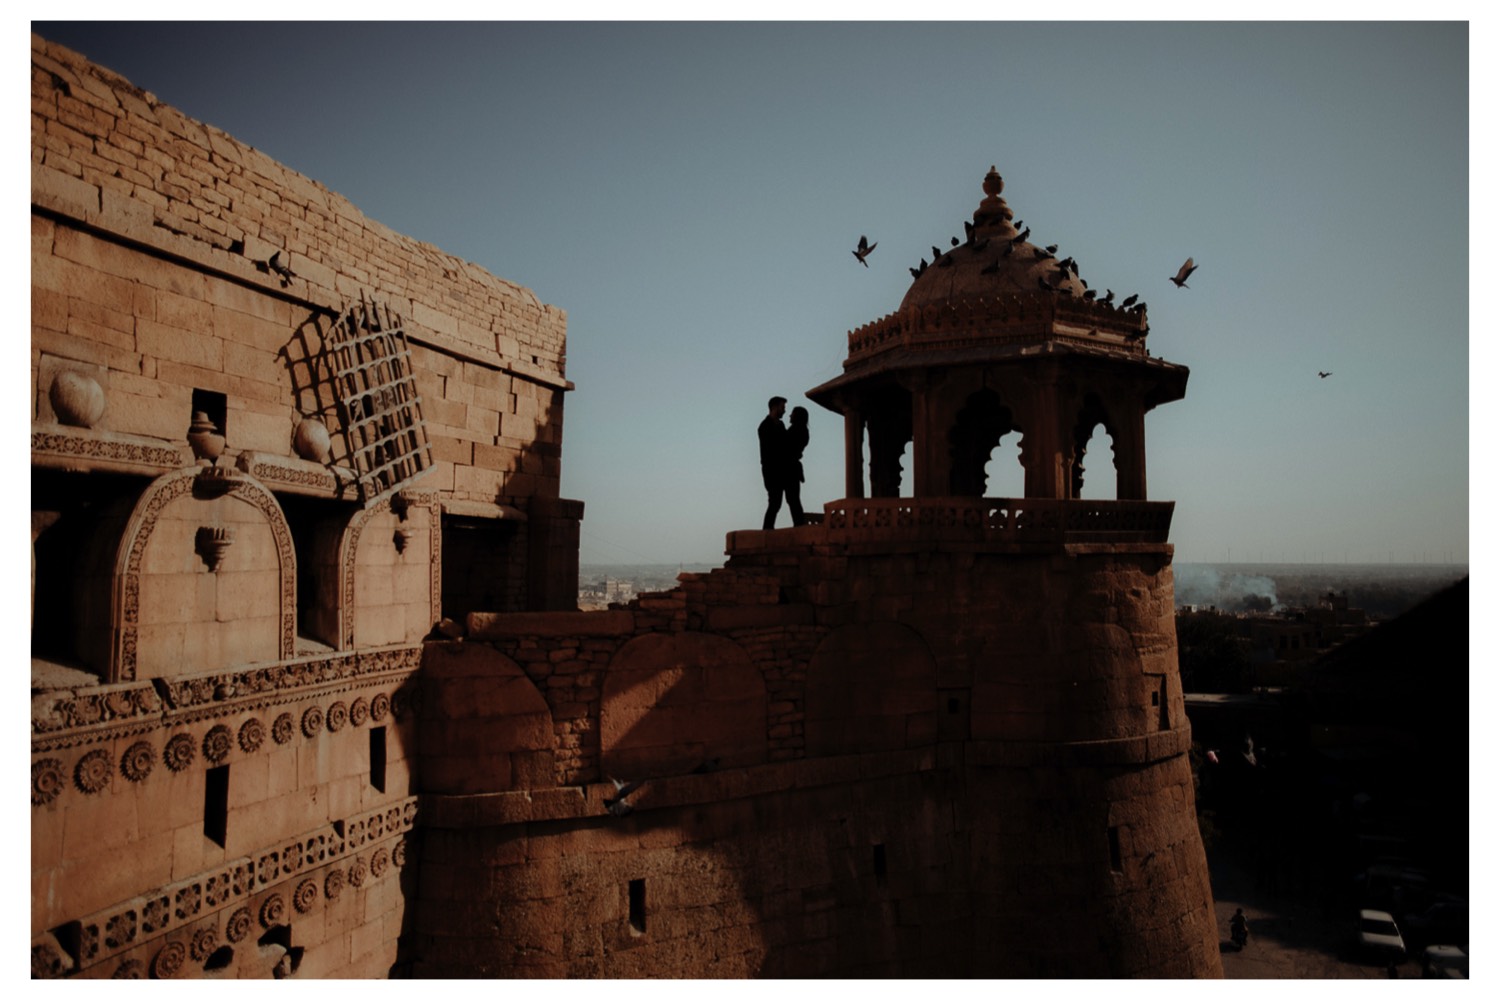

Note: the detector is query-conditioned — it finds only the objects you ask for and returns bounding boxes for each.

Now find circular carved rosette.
[259,894,286,928]
[238,717,266,753]
[112,959,145,979]
[348,857,369,888]
[271,712,295,745]
[370,847,390,879]
[225,907,252,944]
[75,749,113,795]
[293,878,319,914]
[324,868,345,900]
[32,758,65,806]
[163,733,196,772]
[349,697,370,727]
[367,812,383,838]
[189,926,218,962]
[326,701,348,732]
[150,940,187,979]
[120,741,155,782]
[202,725,233,764]
[370,692,390,722]
[301,705,324,737]
[104,911,137,949]
[391,838,407,868]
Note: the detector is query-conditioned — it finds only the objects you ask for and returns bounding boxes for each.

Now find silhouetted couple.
[758,396,809,529]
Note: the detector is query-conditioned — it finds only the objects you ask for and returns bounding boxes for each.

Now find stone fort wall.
[410,538,1220,977]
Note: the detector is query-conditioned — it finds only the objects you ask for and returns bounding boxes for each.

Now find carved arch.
[337,491,440,650]
[949,388,1022,497]
[112,468,296,682]
[1069,392,1119,499]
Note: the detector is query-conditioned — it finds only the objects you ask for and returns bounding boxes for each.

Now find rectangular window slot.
[370,726,387,793]
[1108,825,1122,873]
[205,765,229,847]
[873,843,888,886]
[191,388,228,440]
[1151,690,1159,706]
[628,878,646,934]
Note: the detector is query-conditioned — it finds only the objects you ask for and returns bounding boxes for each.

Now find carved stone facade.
[32,34,577,979]
[33,34,1217,981]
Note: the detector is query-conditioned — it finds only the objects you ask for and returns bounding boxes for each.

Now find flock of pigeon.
[852,231,1198,320]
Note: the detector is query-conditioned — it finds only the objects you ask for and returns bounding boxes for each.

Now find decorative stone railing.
[757,497,1174,545]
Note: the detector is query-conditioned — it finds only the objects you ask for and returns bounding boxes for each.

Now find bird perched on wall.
[1171,258,1197,288]
[1012,219,1024,232]
[1318,371,1333,379]
[263,250,295,286]
[950,236,960,247]
[931,245,945,261]
[1102,290,1115,305]
[605,777,646,817]
[1120,293,1139,309]
[852,235,877,267]
[1044,244,1058,254]
[1082,289,1097,300]
[963,221,974,242]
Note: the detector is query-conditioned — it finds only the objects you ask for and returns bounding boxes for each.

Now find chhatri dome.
[808,165,1187,503]
[899,165,1090,307]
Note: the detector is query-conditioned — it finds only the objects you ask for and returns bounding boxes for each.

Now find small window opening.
[191,388,228,442]
[370,726,387,793]
[947,697,960,713]
[204,945,234,971]
[1108,826,1123,873]
[873,843,888,886]
[204,765,229,847]
[1151,690,1159,706]
[628,878,646,934]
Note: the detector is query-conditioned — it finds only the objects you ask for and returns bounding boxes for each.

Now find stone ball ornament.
[50,370,106,427]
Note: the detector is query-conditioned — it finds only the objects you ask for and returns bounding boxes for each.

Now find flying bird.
[852,235,877,267]
[1318,371,1333,379]
[265,251,295,285]
[1012,219,1024,232]
[1120,293,1139,309]
[1170,258,1197,288]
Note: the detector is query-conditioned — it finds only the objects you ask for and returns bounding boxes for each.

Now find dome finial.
[974,165,1015,237]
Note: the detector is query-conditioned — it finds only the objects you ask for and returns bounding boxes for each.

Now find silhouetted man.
[759,396,788,529]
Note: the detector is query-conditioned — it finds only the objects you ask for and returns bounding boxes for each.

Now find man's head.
[768,396,787,419]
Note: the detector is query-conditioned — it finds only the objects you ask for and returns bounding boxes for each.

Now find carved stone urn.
[49,371,105,428]
[195,527,235,573]
[186,412,225,465]
[293,417,332,464]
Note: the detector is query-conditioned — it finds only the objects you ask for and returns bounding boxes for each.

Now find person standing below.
[785,405,810,526]
[759,396,788,529]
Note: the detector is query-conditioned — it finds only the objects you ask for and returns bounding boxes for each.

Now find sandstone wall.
[412,540,1221,977]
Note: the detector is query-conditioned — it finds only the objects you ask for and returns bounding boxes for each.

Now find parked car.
[1400,898,1467,950]
[1420,945,1467,979]
[1358,909,1406,962]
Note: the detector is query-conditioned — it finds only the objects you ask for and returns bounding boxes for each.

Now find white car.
[1421,945,1467,979]
[1358,909,1406,960]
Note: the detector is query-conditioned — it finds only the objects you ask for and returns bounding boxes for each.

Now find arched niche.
[338,492,440,650]
[600,633,767,780]
[805,622,938,756]
[418,642,556,793]
[112,468,295,681]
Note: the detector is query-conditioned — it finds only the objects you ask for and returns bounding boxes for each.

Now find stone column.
[844,411,865,499]
[1115,404,1148,500]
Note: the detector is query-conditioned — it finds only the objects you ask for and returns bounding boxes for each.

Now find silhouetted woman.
[786,406,810,526]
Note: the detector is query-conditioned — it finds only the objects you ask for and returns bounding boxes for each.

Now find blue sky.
[28,16,1472,567]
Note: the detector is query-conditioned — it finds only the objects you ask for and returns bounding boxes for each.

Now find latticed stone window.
[325,292,432,506]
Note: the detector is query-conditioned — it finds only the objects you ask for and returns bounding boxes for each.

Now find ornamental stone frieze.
[29,798,417,979]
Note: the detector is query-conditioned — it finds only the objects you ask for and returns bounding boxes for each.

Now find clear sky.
[28,14,1472,568]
